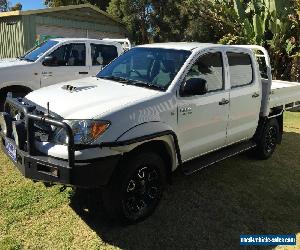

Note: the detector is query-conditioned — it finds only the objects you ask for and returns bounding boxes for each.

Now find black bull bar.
[0,94,120,187]
[2,94,75,167]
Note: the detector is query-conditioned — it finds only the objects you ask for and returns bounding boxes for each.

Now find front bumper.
[0,95,120,188]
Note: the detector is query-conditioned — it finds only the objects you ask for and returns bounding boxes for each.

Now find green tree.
[177,0,238,43]
[107,0,205,44]
[150,0,190,42]
[0,0,9,12]
[44,0,110,10]
[10,2,22,11]
[107,0,241,44]
[216,0,298,80]
[107,0,152,44]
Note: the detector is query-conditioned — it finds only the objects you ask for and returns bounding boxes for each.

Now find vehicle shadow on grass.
[70,131,300,250]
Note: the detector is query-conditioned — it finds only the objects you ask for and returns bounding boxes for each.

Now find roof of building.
[0,4,125,28]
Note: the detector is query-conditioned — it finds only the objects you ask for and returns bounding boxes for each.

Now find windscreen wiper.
[97,75,130,83]
[98,76,165,91]
[126,80,165,91]
[17,56,34,62]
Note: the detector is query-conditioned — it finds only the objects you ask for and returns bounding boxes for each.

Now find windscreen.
[20,40,59,62]
[97,47,191,91]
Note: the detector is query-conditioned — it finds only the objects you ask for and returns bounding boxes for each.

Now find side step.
[182,141,257,175]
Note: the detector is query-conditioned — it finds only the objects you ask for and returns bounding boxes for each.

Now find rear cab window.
[91,43,118,66]
[227,52,253,88]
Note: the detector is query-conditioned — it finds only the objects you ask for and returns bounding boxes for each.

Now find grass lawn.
[0,112,300,250]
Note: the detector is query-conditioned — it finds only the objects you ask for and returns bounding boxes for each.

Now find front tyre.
[103,151,166,224]
[255,118,279,159]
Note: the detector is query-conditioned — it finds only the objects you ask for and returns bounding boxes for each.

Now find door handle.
[180,107,192,113]
[79,72,88,75]
[252,92,260,98]
[219,99,230,105]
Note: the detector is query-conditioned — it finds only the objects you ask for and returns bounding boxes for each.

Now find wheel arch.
[0,85,34,110]
[254,111,283,145]
[269,107,284,144]
[0,85,33,97]
[111,122,182,183]
[125,140,175,183]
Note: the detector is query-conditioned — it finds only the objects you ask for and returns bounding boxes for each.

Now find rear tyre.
[102,151,166,224]
[255,118,279,159]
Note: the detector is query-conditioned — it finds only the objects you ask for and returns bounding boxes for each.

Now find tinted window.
[227,52,253,88]
[97,48,191,91]
[185,52,224,92]
[47,43,86,66]
[21,40,58,62]
[91,44,118,66]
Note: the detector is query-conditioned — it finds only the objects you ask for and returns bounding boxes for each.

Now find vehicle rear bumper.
[0,134,120,188]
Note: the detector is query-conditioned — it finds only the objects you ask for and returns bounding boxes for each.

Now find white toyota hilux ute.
[0,38,124,109]
[1,43,300,223]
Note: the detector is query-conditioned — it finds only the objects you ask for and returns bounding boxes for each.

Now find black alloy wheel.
[102,151,166,224]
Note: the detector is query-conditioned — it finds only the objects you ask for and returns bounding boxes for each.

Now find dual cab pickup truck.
[0,38,125,109]
[1,43,300,224]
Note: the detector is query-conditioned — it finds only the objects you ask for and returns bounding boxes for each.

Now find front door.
[177,51,230,162]
[41,43,89,87]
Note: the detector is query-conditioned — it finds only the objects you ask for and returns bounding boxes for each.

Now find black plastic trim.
[75,130,183,165]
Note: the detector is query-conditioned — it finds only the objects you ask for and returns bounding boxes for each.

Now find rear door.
[41,43,89,87]
[226,50,261,145]
[89,43,119,76]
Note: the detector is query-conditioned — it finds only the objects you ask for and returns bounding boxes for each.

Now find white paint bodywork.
[0,38,124,92]
[23,42,300,171]
[270,80,300,109]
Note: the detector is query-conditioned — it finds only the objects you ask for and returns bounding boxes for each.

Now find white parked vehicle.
[0,38,125,108]
[102,38,132,51]
[1,43,300,223]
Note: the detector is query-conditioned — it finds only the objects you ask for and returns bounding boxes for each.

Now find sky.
[10,0,46,10]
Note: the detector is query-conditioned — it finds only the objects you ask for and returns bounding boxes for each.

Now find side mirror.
[42,56,54,66]
[180,78,208,97]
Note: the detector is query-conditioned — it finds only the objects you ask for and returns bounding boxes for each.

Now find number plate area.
[5,140,17,162]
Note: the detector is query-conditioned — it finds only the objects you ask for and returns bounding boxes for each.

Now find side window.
[47,45,68,66]
[91,44,118,66]
[48,43,86,66]
[185,52,224,92]
[227,52,253,88]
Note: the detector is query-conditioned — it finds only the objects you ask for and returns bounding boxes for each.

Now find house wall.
[22,14,127,53]
[0,16,25,58]
[0,10,128,59]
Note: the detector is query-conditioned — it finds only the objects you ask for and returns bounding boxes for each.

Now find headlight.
[54,120,110,145]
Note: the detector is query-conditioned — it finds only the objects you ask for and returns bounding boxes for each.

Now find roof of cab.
[137,42,224,51]
[51,38,119,45]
